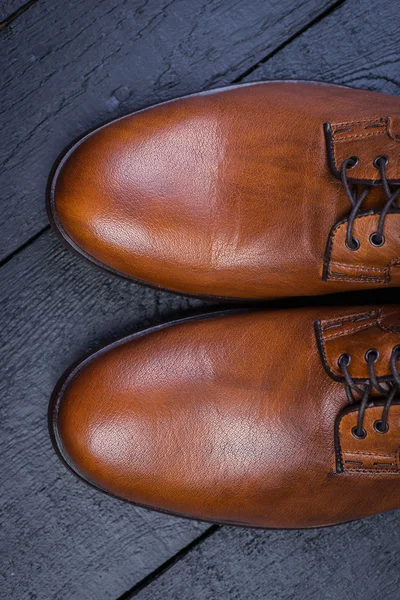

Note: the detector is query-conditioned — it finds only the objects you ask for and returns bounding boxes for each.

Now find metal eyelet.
[347,156,359,169]
[369,232,385,247]
[365,348,380,363]
[373,420,389,434]
[346,237,360,251]
[338,353,351,368]
[352,426,367,440]
[373,155,389,168]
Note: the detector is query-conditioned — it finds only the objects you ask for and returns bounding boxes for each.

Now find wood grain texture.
[0,0,338,261]
[0,230,215,600]
[2,0,400,597]
[245,0,400,95]
[134,513,400,600]
[0,0,32,22]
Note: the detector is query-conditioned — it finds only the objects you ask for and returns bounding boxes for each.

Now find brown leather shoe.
[50,306,400,528]
[49,82,400,299]
[48,81,400,300]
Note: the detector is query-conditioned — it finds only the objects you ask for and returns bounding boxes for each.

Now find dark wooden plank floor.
[1,0,399,599]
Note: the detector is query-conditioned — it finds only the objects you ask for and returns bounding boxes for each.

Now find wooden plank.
[134,513,400,600]
[0,0,32,23]
[0,230,215,600]
[245,0,400,95]
[0,0,338,261]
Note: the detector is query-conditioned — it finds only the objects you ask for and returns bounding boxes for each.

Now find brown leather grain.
[52,305,400,528]
[50,81,400,299]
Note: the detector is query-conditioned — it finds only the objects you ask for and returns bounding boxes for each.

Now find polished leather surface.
[50,81,400,299]
[52,305,400,528]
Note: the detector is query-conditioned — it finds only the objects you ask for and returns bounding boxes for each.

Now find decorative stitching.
[343,468,399,474]
[333,130,386,142]
[323,320,376,341]
[321,310,377,329]
[328,262,386,273]
[342,451,396,458]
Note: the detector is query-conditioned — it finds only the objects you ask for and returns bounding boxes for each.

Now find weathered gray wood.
[134,513,400,600]
[245,0,400,95]
[0,0,31,22]
[0,0,338,261]
[0,230,215,600]
[128,0,400,596]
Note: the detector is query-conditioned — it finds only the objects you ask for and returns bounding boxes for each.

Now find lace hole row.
[346,155,389,170]
[352,421,389,439]
[339,346,398,368]
[345,233,386,251]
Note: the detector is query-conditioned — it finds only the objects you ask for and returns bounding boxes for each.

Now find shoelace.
[338,345,400,439]
[341,155,400,251]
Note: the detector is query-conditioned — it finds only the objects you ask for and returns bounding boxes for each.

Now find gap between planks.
[0,0,38,31]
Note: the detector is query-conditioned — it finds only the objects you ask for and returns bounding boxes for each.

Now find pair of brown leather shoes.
[48,81,400,529]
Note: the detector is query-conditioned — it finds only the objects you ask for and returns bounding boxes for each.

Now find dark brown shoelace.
[341,155,400,251]
[338,346,400,439]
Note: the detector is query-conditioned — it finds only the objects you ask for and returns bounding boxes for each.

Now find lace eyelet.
[352,426,367,440]
[373,420,389,434]
[373,155,389,168]
[346,156,359,169]
[346,237,360,251]
[338,353,351,368]
[392,345,400,357]
[365,348,380,363]
[369,232,385,247]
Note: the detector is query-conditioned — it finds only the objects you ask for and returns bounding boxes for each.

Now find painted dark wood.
[0,0,31,22]
[245,0,400,95]
[0,230,215,600]
[0,0,338,261]
[134,513,400,600]
[1,0,400,597]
